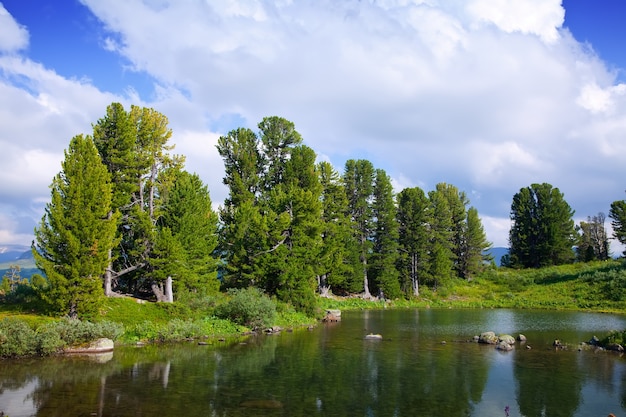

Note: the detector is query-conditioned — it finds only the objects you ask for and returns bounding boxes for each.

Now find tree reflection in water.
[0,310,625,417]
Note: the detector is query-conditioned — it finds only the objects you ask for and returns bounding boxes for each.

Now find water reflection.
[0,310,625,417]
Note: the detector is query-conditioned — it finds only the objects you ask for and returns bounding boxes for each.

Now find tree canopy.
[508,183,576,268]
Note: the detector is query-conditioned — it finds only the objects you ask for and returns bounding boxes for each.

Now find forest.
[5,103,626,321]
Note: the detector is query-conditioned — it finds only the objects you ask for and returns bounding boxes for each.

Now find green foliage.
[0,318,37,357]
[600,330,626,346]
[42,318,124,345]
[0,317,121,357]
[215,288,276,329]
[370,169,402,299]
[33,134,118,318]
[509,183,576,268]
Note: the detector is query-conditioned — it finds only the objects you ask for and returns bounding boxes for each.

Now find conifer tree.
[33,134,118,318]
[370,169,402,299]
[344,159,375,298]
[317,162,355,295]
[93,103,184,298]
[509,183,576,268]
[216,127,264,288]
[397,187,430,297]
[460,207,492,280]
[427,189,455,288]
[160,170,220,295]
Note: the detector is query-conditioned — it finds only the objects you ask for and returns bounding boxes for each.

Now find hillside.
[0,244,38,279]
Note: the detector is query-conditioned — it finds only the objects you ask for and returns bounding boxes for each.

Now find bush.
[215,288,276,329]
[0,318,37,357]
[42,318,123,346]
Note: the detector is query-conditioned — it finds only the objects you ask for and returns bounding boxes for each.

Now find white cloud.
[576,82,626,114]
[2,0,626,252]
[0,3,28,52]
[465,0,564,43]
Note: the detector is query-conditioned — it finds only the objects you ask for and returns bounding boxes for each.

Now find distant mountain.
[485,247,509,266]
[0,244,32,263]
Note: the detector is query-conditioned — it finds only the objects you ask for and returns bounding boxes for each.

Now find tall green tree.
[427,189,455,288]
[609,199,626,256]
[216,127,264,288]
[159,170,220,295]
[459,207,492,280]
[344,159,375,298]
[370,169,402,299]
[397,187,431,297]
[316,162,355,295]
[33,134,118,318]
[435,183,468,277]
[93,103,184,299]
[261,145,322,315]
[217,118,321,314]
[508,183,576,268]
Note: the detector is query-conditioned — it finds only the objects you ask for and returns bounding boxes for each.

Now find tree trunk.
[412,253,419,297]
[151,282,167,302]
[104,261,113,297]
[165,276,173,303]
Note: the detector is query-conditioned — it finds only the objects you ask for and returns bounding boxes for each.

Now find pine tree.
[317,162,355,295]
[509,183,576,268]
[344,159,375,298]
[33,134,118,318]
[216,127,265,288]
[370,169,401,299]
[262,145,322,315]
[92,103,184,298]
[460,207,492,280]
[397,187,430,297]
[427,189,455,288]
[160,170,220,295]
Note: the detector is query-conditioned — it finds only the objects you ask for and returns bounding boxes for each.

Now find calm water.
[1,309,626,417]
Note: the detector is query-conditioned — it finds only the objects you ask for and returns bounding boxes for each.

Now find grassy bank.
[2,260,626,357]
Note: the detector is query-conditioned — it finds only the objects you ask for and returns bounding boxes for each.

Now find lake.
[1,308,626,417]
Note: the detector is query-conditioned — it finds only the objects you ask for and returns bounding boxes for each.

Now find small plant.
[215,288,276,330]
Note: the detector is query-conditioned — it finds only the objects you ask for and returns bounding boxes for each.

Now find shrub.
[42,318,123,346]
[0,318,37,357]
[215,288,276,329]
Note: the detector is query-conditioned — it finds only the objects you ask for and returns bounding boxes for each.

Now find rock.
[496,341,514,351]
[517,334,527,342]
[265,326,282,334]
[479,331,499,345]
[498,334,516,345]
[364,333,383,340]
[606,343,624,352]
[472,335,480,342]
[323,310,341,322]
[553,339,564,349]
[589,335,600,346]
[65,338,114,354]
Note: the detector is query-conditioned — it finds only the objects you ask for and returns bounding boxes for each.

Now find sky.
[1,0,626,251]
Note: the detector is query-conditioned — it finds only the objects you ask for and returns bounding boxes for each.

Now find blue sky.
[1,0,626,251]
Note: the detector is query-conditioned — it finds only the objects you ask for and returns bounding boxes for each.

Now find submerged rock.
[364,333,383,340]
[65,338,114,354]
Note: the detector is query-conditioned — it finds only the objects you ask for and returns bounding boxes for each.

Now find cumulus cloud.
[2,0,626,250]
[0,3,28,52]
